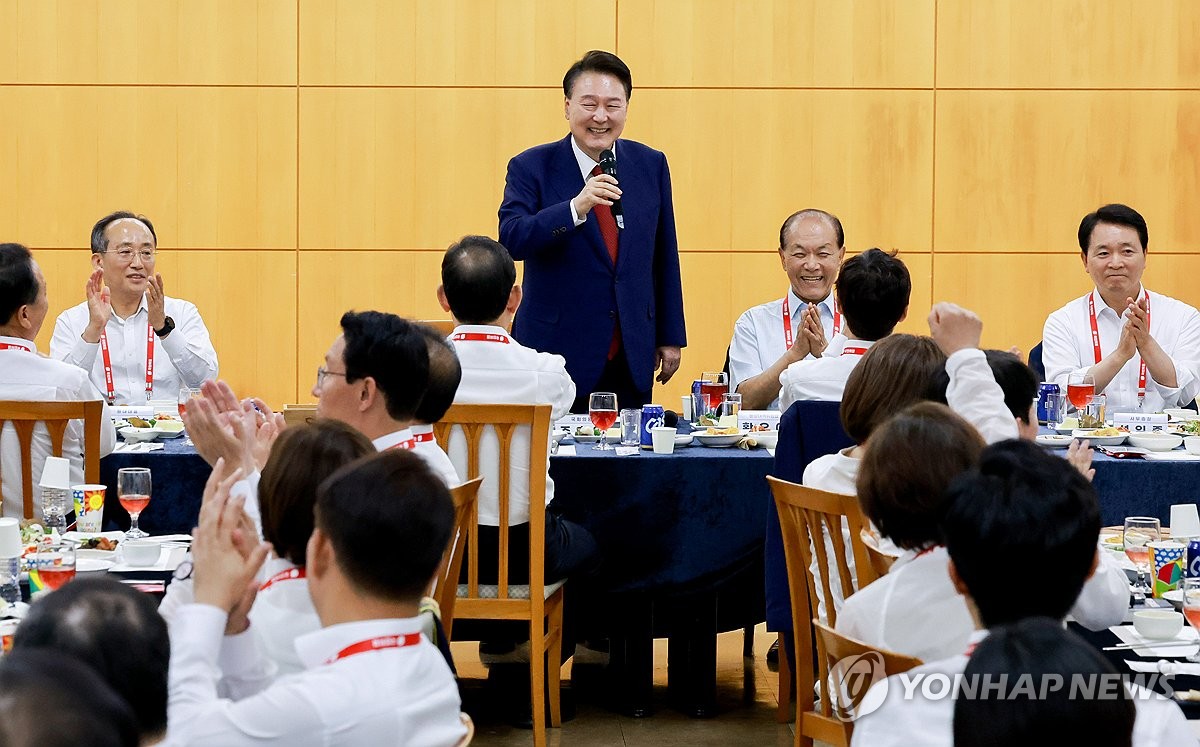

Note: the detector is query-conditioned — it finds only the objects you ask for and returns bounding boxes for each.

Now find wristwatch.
[154,316,175,339]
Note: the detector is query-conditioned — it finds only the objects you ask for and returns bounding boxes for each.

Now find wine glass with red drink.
[119,467,152,539]
[1182,579,1200,662]
[1067,372,1096,413]
[589,392,618,451]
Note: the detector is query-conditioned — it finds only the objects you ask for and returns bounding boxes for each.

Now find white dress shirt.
[1043,287,1200,412]
[850,630,1193,747]
[778,339,874,411]
[729,288,847,410]
[0,337,117,520]
[837,546,1130,663]
[50,294,218,405]
[448,324,575,527]
[410,425,462,487]
[372,429,415,452]
[165,604,465,746]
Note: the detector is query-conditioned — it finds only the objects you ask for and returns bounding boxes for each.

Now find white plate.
[1071,429,1127,446]
[119,426,159,443]
[694,433,742,448]
[1166,409,1200,422]
[571,429,621,443]
[747,431,778,449]
[674,434,693,448]
[155,426,185,439]
[1127,433,1183,451]
[77,555,115,573]
[1036,434,1075,448]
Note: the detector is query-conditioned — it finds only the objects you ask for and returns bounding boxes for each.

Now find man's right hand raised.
[571,173,621,218]
[928,302,983,357]
[81,269,112,344]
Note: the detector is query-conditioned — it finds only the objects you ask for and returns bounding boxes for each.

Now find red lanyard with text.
[325,633,422,665]
[99,324,155,404]
[0,343,33,353]
[259,566,305,592]
[385,438,416,451]
[1089,291,1149,403]
[413,432,434,444]
[451,332,510,344]
[782,297,841,351]
[841,346,869,357]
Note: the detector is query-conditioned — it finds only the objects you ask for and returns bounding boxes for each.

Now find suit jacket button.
[609,311,616,318]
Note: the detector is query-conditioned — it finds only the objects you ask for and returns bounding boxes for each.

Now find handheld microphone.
[598,149,624,230]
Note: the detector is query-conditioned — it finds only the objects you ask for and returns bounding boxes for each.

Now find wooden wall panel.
[619,0,935,88]
[31,248,297,408]
[299,0,616,86]
[937,1,1200,89]
[935,91,1200,253]
[0,0,296,85]
[0,87,296,250]
[298,88,563,249]
[634,89,935,253]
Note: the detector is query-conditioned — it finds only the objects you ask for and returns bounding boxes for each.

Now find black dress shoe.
[766,638,780,672]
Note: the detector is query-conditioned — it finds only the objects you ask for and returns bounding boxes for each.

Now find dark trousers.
[571,347,652,413]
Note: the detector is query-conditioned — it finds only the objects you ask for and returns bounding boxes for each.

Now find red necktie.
[590,165,621,359]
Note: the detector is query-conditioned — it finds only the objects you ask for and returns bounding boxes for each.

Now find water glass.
[619,408,642,446]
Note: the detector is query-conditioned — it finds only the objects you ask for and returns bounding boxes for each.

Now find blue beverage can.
[1187,540,1200,578]
[640,405,665,449]
[1036,382,1061,425]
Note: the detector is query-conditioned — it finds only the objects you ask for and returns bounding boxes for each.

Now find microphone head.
[663,410,679,428]
[599,149,616,166]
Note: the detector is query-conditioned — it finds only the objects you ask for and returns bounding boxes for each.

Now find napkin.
[1143,452,1200,462]
[555,444,578,457]
[113,442,165,454]
[1127,659,1200,676]
[1111,624,1199,657]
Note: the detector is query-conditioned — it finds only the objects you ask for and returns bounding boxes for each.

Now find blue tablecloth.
[99,438,209,535]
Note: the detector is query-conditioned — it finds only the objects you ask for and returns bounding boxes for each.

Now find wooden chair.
[281,404,316,428]
[418,320,456,336]
[434,403,563,747]
[767,476,880,747]
[431,477,483,638]
[0,400,104,519]
[862,537,897,578]
[811,620,922,737]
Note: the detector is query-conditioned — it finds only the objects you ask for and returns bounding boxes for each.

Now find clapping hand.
[191,458,270,624]
[800,304,828,358]
[81,270,112,343]
[1067,438,1095,482]
[146,273,167,332]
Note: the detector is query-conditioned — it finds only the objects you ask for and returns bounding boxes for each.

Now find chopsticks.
[1102,640,1199,651]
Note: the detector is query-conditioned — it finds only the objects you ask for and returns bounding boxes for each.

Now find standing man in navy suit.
[499,50,686,412]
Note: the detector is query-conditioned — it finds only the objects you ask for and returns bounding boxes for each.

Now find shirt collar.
[570,137,616,181]
[0,335,36,353]
[293,617,426,670]
[787,287,835,317]
[450,324,512,341]
[372,428,415,451]
[1090,285,1147,318]
[111,293,150,324]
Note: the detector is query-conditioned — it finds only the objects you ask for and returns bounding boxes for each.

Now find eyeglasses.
[104,249,156,263]
[316,367,347,387]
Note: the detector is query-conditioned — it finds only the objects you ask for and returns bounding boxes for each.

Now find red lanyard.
[0,342,33,352]
[914,545,939,559]
[782,297,841,351]
[1088,291,1149,403]
[325,633,422,665]
[452,332,510,344]
[99,323,155,404]
[385,437,416,451]
[413,432,434,444]
[259,566,305,592]
[841,346,869,357]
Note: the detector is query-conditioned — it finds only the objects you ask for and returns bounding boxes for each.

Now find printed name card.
[554,414,594,433]
[111,406,155,420]
[739,410,781,433]
[1113,412,1169,433]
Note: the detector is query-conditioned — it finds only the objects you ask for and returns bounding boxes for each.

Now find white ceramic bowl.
[1071,429,1127,446]
[1133,609,1184,640]
[118,426,158,443]
[121,540,161,566]
[155,421,186,438]
[1185,437,1200,456]
[1166,408,1200,422]
[694,433,742,448]
[750,431,778,449]
[1127,433,1183,451]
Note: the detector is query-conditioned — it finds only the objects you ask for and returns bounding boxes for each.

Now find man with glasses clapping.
[51,211,218,406]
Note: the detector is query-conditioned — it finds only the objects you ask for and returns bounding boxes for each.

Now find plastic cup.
[0,518,20,558]
[681,395,693,421]
[619,409,642,446]
[38,456,71,490]
[72,485,107,533]
[1171,504,1200,540]
[651,426,676,455]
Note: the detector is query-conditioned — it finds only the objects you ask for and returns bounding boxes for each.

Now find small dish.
[1166,409,1200,422]
[1186,437,1200,456]
[694,433,742,448]
[119,426,159,443]
[1133,609,1184,640]
[1072,429,1126,446]
[1036,434,1075,448]
[673,434,693,448]
[155,422,186,439]
[749,431,778,449]
[1127,433,1183,451]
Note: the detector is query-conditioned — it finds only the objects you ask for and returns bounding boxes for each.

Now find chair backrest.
[1028,341,1045,381]
[773,400,854,482]
[281,404,316,429]
[812,620,922,727]
[418,320,456,336]
[0,400,103,519]
[862,536,897,578]
[433,403,552,609]
[432,477,483,637]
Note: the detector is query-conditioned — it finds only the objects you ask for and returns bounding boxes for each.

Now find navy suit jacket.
[499,135,687,395]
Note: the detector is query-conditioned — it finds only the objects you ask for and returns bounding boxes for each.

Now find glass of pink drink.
[1183,579,1200,662]
[118,467,152,539]
[1123,516,1160,596]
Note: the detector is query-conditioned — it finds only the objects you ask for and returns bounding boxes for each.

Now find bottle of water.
[40,486,69,535]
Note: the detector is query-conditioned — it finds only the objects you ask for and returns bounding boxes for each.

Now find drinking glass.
[32,540,76,592]
[588,392,618,451]
[1081,395,1107,429]
[118,467,152,539]
[178,387,202,445]
[1182,579,1200,662]
[1067,372,1096,413]
[697,372,728,424]
[1123,516,1161,595]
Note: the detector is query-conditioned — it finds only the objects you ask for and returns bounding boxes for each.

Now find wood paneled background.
[3,0,1198,408]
